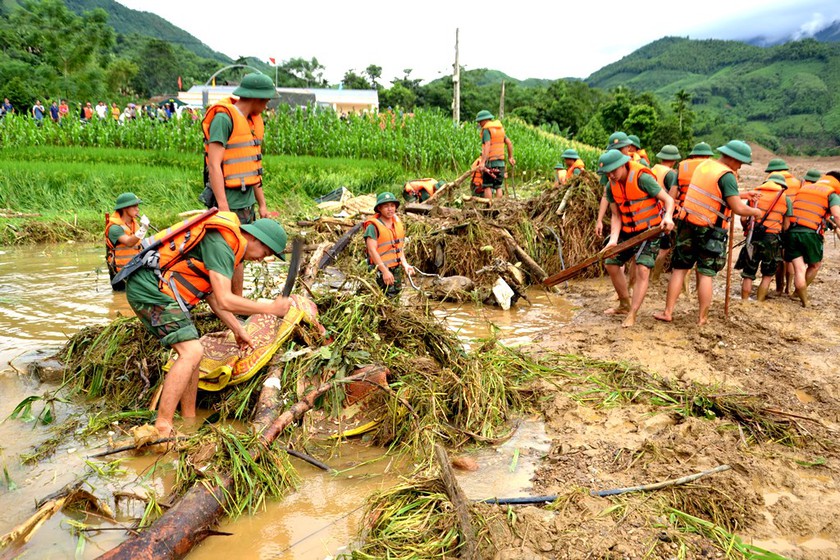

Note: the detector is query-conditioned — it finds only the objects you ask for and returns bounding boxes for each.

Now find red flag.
[177,76,182,90]
[269,57,276,65]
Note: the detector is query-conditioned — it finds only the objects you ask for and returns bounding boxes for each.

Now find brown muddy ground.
[486,151,840,559]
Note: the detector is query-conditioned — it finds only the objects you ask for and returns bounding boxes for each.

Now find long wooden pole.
[452,28,460,123]
[724,218,736,318]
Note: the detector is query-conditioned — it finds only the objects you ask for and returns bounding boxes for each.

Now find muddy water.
[0,243,570,559]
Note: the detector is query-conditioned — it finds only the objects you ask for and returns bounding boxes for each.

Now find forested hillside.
[587,36,840,152]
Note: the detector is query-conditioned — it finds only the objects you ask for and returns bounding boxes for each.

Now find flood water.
[0,242,571,559]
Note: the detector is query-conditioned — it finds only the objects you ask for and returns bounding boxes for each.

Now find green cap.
[554,162,565,169]
[627,134,642,148]
[374,191,400,211]
[656,145,681,161]
[606,132,632,150]
[766,173,788,188]
[804,169,822,182]
[561,148,580,160]
[689,142,714,157]
[114,192,142,211]
[233,73,279,99]
[435,180,446,189]
[764,158,789,172]
[717,140,752,164]
[241,219,288,259]
[475,110,494,122]
[597,150,631,174]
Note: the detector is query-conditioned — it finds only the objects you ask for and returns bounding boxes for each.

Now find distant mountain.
[65,0,231,63]
[744,19,840,47]
[587,36,840,150]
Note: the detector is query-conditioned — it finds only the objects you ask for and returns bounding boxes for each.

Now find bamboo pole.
[724,218,736,318]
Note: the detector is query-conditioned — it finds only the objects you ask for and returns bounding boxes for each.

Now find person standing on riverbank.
[598,150,675,327]
[627,134,650,167]
[553,148,585,187]
[201,72,278,296]
[125,214,293,439]
[475,110,515,199]
[654,140,763,325]
[105,192,150,290]
[596,132,635,237]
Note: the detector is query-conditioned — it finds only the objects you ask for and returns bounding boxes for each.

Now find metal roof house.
[178,86,379,115]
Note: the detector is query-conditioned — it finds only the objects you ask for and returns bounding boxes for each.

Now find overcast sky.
[117,0,839,85]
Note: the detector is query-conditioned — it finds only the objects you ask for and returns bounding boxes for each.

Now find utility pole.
[499,80,505,119]
[453,28,460,123]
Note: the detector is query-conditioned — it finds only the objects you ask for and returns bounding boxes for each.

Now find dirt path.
[489,152,840,559]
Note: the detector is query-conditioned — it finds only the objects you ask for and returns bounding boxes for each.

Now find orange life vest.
[608,161,662,234]
[152,212,247,307]
[651,164,673,188]
[776,170,801,201]
[404,179,437,197]
[481,120,506,162]
[363,214,405,269]
[754,181,788,235]
[202,97,265,190]
[105,213,141,273]
[563,159,585,183]
[790,178,836,233]
[471,158,483,189]
[676,158,706,205]
[680,159,734,228]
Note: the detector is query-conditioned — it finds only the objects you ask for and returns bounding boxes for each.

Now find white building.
[178,86,379,115]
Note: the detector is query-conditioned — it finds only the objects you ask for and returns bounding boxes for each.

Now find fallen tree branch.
[590,464,731,497]
[434,445,478,560]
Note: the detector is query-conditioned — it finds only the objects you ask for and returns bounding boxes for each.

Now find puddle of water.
[794,389,816,404]
[433,288,574,349]
[455,417,551,501]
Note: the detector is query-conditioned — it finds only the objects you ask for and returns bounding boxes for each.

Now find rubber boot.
[756,285,769,302]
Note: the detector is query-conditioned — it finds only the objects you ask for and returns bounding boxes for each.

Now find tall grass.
[0,108,600,177]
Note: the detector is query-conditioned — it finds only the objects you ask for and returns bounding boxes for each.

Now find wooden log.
[434,445,477,560]
[461,196,492,205]
[97,369,375,560]
[724,218,736,318]
[543,228,663,287]
[404,203,434,215]
[426,168,474,203]
[498,229,547,282]
[316,222,363,270]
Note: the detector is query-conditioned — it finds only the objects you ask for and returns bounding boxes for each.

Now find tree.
[105,58,139,96]
[364,64,382,89]
[278,57,327,87]
[342,69,370,90]
[132,39,179,97]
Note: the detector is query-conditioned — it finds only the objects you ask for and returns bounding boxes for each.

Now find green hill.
[64,0,231,63]
[587,36,840,152]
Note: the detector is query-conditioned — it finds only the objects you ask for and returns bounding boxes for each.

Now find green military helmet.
[606,131,632,150]
[804,169,822,182]
[766,173,788,188]
[374,191,400,211]
[554,162,565,169]
[764,158,789,172]
[597,150,631,174]
[627,134,642,149]
[689,142,714,157]
[475,110,494,122]
[233,73,279,100]
[656,145,681,161]
[435,180,446,189]
[561,148,580,160]
[114,192,142,211]
[241,219,288,259]
[717,140,752,164]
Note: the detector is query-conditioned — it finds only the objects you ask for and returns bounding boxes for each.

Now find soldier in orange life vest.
[105,192,150,291]
[627,135,650,167]
[201,72,279,297]
[364,192,415,297]
[470,158,484,195]
[650,145,681,280]
[596,132,635,237]
[654,140,763,325]
[124,214,294,439]
[734,173,792,302]
[765,158,802,295]
[784,172,840,307]
[553,148,586,187]
[475,110,515,199]
[403,179,445,203]
[597,150,675,328]
[671,142,714,214]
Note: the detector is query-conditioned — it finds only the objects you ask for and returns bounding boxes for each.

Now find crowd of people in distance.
[0,97,200,125]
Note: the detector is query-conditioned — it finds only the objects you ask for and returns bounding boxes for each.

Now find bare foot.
[622,311,637,328]
[604,306,629,315]
[653,311,672,322]
[698,314,709,326]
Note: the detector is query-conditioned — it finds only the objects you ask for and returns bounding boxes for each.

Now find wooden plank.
[434,445,478,560]
[542,228,663,287]
[426,168,474,203]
